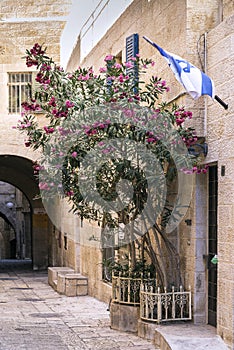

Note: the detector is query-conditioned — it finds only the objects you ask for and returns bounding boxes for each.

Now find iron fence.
[112,274,155,305]
[140,285,192,323]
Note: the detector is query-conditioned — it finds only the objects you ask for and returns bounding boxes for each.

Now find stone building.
[0,0,233,349]
[65,0,234,348]
[0,0,72,269]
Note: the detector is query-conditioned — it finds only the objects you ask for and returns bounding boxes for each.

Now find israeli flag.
[143,36,214,100]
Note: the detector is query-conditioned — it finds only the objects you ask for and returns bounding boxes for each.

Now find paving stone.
[0,264,159,350]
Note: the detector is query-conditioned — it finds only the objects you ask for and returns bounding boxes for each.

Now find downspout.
[204,32,208,137]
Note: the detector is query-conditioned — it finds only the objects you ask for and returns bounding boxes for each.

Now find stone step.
[57,273,88,297]
[154,323,229,350]
[48,266,75,290]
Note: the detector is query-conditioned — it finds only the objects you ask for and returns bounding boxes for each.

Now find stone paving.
[0,261,158,350]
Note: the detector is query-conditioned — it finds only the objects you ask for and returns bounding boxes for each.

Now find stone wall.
[207,14,234,348]
[0,0,71,157]
[65,3,234,348]
[0,1,72,269]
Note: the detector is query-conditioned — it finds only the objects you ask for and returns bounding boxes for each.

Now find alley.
[0,261,158,350]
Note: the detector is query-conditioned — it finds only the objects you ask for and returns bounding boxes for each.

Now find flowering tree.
[17,43,207,287]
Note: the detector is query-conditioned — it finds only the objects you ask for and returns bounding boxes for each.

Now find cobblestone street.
[0,261,158,350]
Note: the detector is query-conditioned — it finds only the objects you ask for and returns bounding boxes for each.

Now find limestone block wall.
[206,14,234,348]
[0,0,71,159]
[66,0,226,304]
[0,0,71,19]
[0,2,72,270]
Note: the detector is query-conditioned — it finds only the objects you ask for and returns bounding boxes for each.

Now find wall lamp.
[188,142,208,157]
[6,201,14,209]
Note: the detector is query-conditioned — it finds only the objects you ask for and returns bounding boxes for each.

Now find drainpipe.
[204,32,207,137]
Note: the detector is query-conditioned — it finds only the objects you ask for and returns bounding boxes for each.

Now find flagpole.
[214,95,228,110]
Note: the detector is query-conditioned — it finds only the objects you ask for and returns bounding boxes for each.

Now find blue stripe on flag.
[201,72,213,97]
[143,36,214,100]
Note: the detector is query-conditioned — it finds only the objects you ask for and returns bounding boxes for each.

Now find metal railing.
[112,275,142,305]
[140,285,192,323]
[112,274,155,305]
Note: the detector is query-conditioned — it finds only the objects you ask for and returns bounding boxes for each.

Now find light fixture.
[6,201,14,209]
[188,143,208,157]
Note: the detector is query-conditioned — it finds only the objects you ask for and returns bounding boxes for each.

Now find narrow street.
[0,261,158,350]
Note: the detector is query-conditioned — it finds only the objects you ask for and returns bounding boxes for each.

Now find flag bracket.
[214,95,228,110]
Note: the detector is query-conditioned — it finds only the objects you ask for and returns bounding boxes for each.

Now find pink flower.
[25,141,31,147]
[176,118,185,126]
[102,148,111,154]
[98,123,105,129]
[66,190,74,197]
[104,54,114,61]
[65,100,74,108]
[39,182,49,190]
[201,168,208,174]
[44,126,54,134]
[114,63,122,69]
[48,96,56,107]
[125,61,134,69]
[71,151,77,158]
[147,137,157,143]
[99,67,107,73]
[118,74,124,83]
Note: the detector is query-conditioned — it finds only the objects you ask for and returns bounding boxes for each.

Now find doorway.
[208,165,218,327]
[0,181,32,260]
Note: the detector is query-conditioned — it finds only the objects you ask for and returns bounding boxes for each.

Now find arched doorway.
[0,155,51,270]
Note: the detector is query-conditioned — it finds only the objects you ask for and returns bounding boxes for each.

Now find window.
[126,33,139,92]
[8,73,32,114]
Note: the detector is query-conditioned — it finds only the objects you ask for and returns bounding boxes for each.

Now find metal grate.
[8,72,32,114]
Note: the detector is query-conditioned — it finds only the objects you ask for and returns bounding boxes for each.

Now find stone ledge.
[154,323,229,350]
[48,266,75,290]
[138,321,229,350]
[57,273,88,297]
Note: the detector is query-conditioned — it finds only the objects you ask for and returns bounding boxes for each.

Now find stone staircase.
[48,267,88,297]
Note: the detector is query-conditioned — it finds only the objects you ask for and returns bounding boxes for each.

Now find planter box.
[110,301,140,333]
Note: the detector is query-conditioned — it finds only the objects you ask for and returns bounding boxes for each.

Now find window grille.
[8,73,32,114]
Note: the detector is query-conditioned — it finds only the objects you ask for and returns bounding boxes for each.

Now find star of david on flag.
[143,36,215,100]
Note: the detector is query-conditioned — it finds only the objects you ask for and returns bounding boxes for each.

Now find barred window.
[8,73,32,114]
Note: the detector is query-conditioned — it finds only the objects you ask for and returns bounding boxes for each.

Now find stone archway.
[0,155,51,270]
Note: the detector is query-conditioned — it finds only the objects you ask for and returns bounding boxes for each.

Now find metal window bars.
[8,73,32,114]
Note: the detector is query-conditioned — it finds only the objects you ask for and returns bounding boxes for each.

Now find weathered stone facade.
[0,0,233,348]
[66,1,234,348]
[0,1,72,269]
